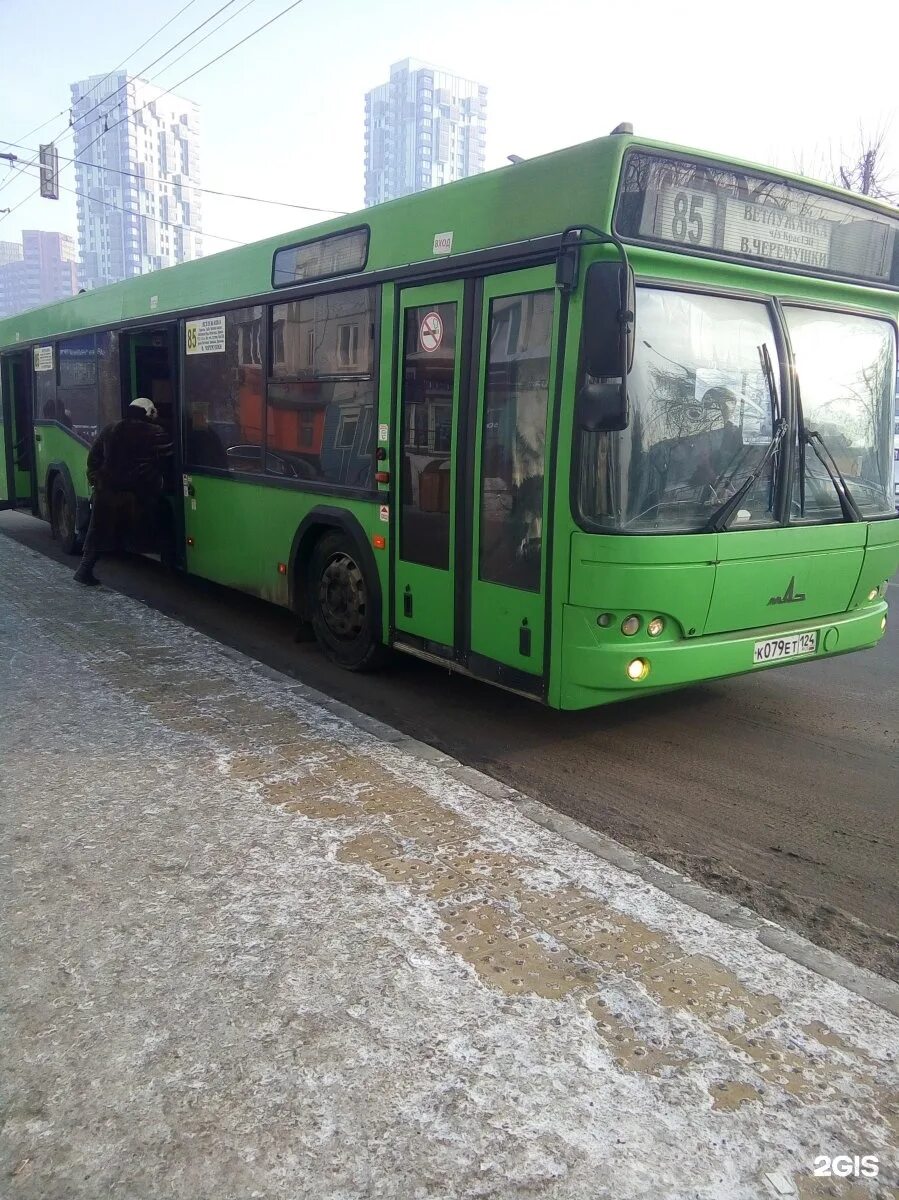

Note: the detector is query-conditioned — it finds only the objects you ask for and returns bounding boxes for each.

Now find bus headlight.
[626,658,650,681]
[621,615,641,636]
[647,617,665,637]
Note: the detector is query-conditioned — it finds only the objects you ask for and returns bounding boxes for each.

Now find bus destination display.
[618,151,899,285]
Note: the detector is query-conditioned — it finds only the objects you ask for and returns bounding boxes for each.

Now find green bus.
[1,130,897,709]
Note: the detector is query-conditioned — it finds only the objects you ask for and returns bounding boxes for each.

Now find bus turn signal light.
[372,534,386,550]
[375,471,390,484]
[621,615,641,636]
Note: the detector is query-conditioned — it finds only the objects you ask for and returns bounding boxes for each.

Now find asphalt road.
[3,509,897,980]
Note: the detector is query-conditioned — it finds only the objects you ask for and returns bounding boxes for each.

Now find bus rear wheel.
[51,480,79,556]
[308,531,387,672]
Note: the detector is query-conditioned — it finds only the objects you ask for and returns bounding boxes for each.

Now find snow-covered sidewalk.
[0,535,896,1199]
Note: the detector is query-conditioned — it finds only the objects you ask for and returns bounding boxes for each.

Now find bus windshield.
[577,288,783,532]
[785,306,896,520]
[577,289,897,532]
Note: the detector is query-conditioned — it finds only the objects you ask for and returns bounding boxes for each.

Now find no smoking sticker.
[419,310,444,353]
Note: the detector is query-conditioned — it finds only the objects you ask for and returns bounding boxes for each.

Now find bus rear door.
[0,351,36,511]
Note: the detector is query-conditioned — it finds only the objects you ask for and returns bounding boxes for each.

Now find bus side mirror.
[578,262,635,432]
[575,380,628,433]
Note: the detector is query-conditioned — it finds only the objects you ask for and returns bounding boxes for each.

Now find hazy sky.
[0,0,896,255]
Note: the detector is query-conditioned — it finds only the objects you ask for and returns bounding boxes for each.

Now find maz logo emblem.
[768,576,806,606]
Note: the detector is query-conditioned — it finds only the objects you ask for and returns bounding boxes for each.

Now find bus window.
[268,288,376,488]
[57,334,99,440]
[478,290,554,592]
[183,306,264,474]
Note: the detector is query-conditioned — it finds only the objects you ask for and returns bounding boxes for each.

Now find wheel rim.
[318,552,366,641]
[55,492,73,543]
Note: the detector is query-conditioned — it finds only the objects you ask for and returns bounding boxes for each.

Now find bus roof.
[1,131,897,350]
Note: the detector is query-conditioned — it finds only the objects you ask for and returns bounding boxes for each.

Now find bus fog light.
[882,616,887,632]
[647,617,665,637]
[621,615,641,636]
[867,587,878,601]
[626,658,650,681]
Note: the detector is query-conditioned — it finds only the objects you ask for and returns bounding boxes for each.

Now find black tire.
[308,531,388,672]
[51,479,80,556]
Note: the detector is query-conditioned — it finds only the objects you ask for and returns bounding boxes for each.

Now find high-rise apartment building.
[70,73,201,290]
[0,231,78,318]
[0,241,24,269]
[364,59,487,207]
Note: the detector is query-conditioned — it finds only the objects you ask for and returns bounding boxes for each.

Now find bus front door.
[466,268,559,686]
[393,269,559,691]
[394,281,465,653]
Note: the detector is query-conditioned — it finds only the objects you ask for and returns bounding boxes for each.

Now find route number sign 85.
[656,186,715,249]
[672,191,705,243]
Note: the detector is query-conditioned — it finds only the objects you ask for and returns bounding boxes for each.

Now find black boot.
[74,554,101,586]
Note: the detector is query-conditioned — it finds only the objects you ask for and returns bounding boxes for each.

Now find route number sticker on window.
[185,315,226,355]
[419,311,444,353]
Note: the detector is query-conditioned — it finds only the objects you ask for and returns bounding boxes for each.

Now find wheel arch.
[288,506,382,634]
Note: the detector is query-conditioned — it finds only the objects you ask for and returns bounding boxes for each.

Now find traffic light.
[39,144,59,200]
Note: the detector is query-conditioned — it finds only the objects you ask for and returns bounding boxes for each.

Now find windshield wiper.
[705,418,787,532]
[803,427,864,522]
[793,377,862,522]
[705,342,785,533]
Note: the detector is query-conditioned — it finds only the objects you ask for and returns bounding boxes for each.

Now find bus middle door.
[465,268,559,691]
[392,281,465,657]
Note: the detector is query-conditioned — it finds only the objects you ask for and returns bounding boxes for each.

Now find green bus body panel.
[705,525,866,635]
[559,599,888,710]
[34,424,89,507]
[183,473,384,611]
[564,519,898,707]
[569,532,716,636]
[853,521,899,607]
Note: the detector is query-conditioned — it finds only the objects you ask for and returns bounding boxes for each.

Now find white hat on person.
[129,397,158,420]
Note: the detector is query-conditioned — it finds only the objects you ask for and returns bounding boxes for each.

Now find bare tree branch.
[830,121,897,201]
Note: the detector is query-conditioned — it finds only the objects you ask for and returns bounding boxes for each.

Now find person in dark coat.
[73,398,173,586]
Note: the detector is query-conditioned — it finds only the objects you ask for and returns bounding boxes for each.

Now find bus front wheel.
[308,531,387,672]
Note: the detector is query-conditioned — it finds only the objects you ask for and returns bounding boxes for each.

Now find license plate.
[753,631,818,665]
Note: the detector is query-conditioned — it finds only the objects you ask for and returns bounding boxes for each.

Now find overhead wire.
[14,163,243,246]
[0,0,309,231]
[2,140,347,216]
[71,0,247,135]
[74,0,308,166]
[0,0,206,197]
